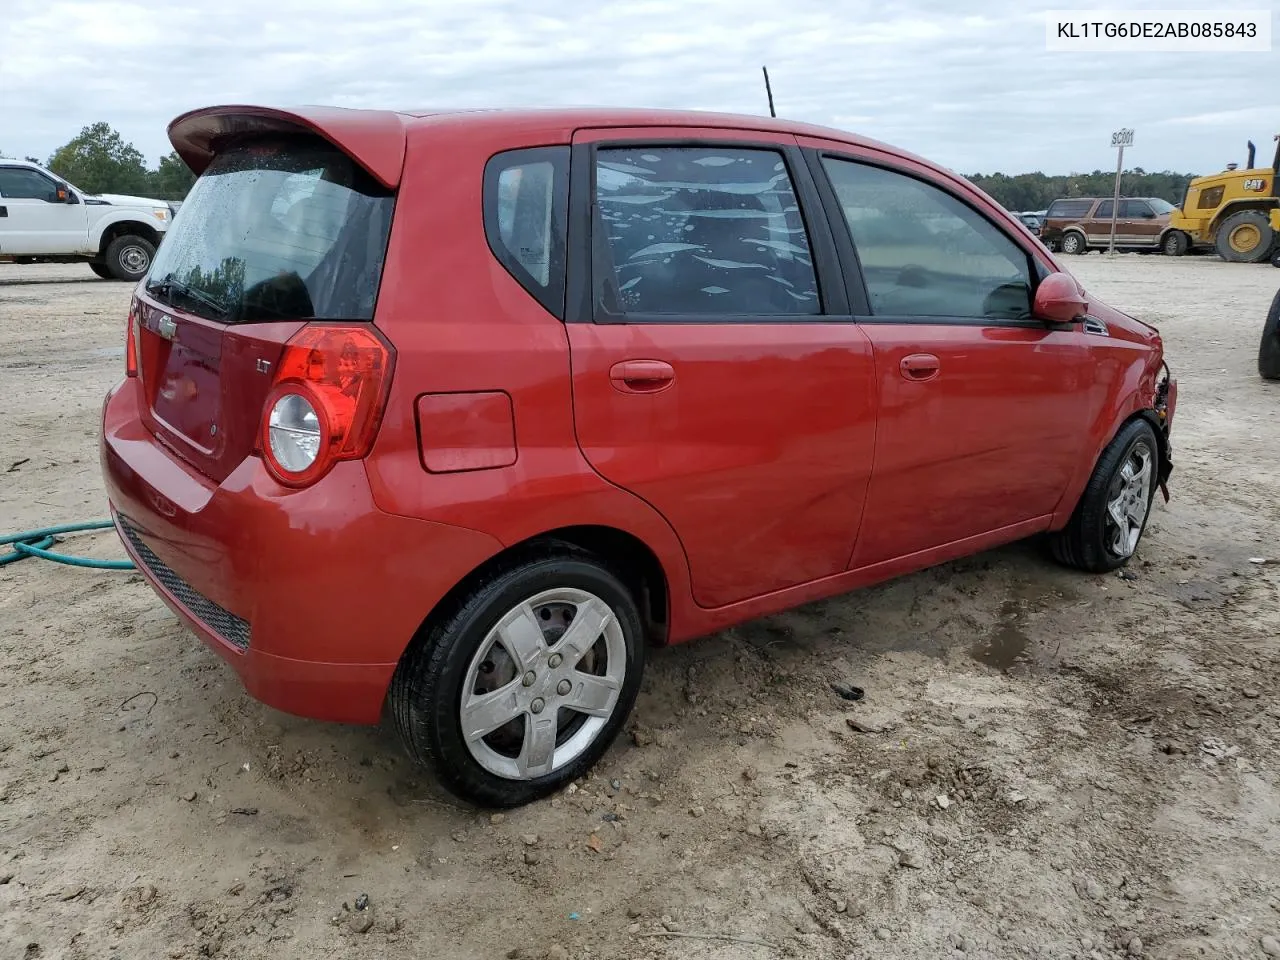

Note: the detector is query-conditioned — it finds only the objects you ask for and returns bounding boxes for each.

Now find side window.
[1094,200,1114,219]
[0,168,58,202]
[483,147,569,318]
[821,158,1032,321]
[1198,185,1225,209]
[1122,199,1154,218]
[593,146,820,318]
[1047,199,1092,218]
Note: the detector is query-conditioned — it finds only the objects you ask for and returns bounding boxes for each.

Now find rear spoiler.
[168,105,407,189]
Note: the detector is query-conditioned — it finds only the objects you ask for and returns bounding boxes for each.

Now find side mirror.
[1033,272,1088,325]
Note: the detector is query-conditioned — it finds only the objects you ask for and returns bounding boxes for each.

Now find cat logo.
[1243,178,1267,192]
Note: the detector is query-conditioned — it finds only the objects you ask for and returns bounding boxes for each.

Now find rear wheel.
[1215,211,1274,263]
[389,545,645,808]
[89,262,113,280]
[1260,288,1280,381]
[1050,419,1159,573]
[1060,232,1088,255]
[104,235,155,281]
[1161,231,1189,256]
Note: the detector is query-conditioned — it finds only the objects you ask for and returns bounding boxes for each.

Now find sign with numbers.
[1110,128,1135,148]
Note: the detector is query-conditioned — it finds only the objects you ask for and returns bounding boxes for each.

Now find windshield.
[1147,198,1176,215]
[146,135,394,323]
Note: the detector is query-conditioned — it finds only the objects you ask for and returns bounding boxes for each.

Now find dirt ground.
[2,255,1279,960]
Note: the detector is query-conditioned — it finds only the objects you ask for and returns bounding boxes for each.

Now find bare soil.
[2,256,1279,960]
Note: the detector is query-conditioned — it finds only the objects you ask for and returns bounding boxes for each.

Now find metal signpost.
[1108,128,1134,257]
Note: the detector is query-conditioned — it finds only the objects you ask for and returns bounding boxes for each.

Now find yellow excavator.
[1165,135,1280,266]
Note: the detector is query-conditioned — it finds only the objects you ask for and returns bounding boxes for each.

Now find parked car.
[1017,211,1044,234]
[1040,196,1177,255]
[0,159,173,280]
[100,105,1177,807]
[1261,287,1280,380]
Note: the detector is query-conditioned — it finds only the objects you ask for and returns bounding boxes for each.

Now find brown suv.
[1041,197,1177,254]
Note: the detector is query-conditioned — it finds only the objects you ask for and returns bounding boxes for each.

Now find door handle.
[900,353,940,381]
[609,359,675,394]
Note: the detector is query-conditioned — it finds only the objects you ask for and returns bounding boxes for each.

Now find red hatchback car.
[101,105,1176,807]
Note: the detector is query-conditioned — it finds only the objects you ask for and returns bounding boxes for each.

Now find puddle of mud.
[970,600,1032,671]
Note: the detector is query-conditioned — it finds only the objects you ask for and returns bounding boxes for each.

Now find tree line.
[7,121,1201,212]
[963,169,1197,212]
[2,122,195,201]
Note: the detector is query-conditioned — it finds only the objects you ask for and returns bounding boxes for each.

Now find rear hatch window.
[135,135,395,482]
[148,134,393,323]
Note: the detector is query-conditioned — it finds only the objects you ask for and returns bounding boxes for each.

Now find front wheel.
[104,235,155,281]
[1215,211,1274,263]
[1050,419,1160,573]
[389,545,645,808]
[1161,231,1189,256]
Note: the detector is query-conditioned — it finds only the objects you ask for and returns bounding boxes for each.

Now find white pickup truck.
[0,159,173,281]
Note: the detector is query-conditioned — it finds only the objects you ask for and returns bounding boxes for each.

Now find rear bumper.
[100,379,502,724]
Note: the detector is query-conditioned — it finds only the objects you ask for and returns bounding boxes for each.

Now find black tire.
[1060,232,1088,255]
[104,235,155,281]
[1050,418,1160,573]
[1161,231,1189,256]
[89,262,114,280]
[1260,288,1280,381]
[1214,210,1274,264]
[389,544,646,808]
[1271,248,1280,268]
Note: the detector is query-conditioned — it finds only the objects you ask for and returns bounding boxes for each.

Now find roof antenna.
[762,66,776,118]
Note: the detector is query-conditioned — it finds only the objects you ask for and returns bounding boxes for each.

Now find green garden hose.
[1,520,135,570]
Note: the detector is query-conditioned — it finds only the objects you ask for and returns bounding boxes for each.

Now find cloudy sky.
[1,0,1275,176]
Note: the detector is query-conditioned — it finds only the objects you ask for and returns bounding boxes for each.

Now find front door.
[1121,199,1162,246]
[565,129,878,609]
[0,166,89,255]
[805,143,1099,568]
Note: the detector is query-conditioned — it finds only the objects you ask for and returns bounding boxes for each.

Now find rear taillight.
[258,324,394,487]
[126,298,140,378]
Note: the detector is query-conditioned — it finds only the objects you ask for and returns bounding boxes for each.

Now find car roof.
[168,104,938,189]
[0,159,43,170]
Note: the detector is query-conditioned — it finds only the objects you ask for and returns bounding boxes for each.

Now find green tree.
[47,122,150,195]
[148,151,196,200]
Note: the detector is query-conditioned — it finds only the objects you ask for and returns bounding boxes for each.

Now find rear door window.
[1094,200,1115,219]
[821,157,1033,321]
[146,135,394,323]
[1046,199,1094,219]
[483,147,569,318]
[593,146,821,318]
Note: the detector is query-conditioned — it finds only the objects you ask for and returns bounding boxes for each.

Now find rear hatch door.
[134,134,395,483]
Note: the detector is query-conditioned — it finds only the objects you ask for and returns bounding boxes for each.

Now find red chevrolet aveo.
[101,105,1176,807]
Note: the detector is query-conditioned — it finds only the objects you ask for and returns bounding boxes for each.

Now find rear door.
[0,166,89,254]
[566,128,878,609]
[802,140,1097,568]
[1086,199,1115,245]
